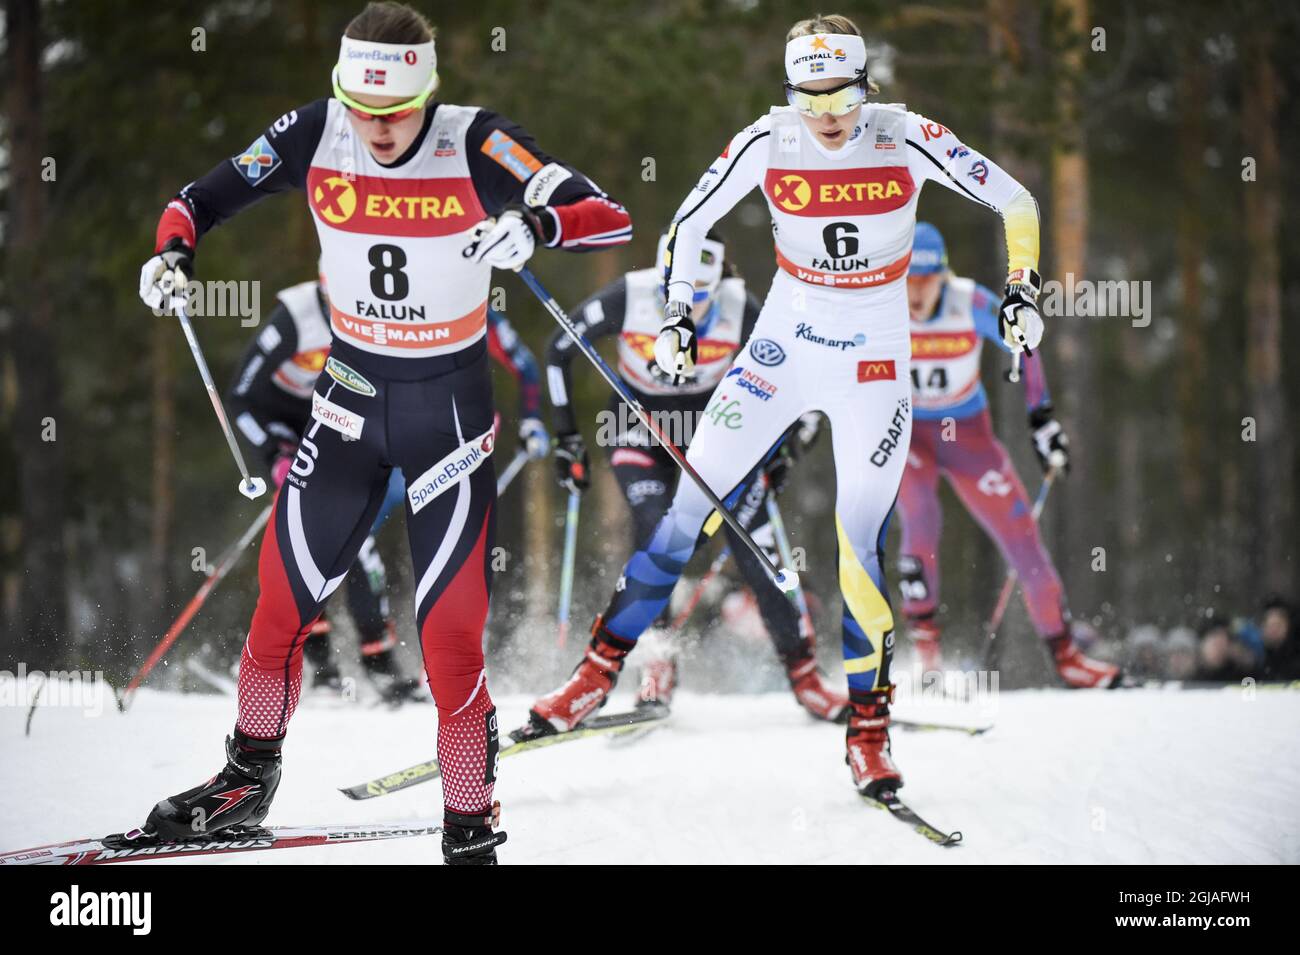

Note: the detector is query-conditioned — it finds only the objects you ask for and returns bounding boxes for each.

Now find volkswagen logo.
[750,338,786,367]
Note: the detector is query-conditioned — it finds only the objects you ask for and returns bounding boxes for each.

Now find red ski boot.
[527,622,633,733]
[1048,634,1122,688]
[635,629,678,709]
[786,654,849,722]
[845,687,903,798]
[908,616,943,674]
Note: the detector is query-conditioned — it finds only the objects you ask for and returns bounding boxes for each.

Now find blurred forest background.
[1,0,1296,690]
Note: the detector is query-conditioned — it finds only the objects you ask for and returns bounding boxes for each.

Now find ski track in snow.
[3,684,1297,864]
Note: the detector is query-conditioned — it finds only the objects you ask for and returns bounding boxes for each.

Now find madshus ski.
[860,790,962,847]
[895,718,992,736]
[1,820,442,866]
[341,703,670,800]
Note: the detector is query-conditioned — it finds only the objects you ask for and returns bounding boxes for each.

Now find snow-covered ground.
[3,679,1297,864]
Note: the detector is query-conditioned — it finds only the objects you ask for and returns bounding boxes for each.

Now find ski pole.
[1003,304,1033,384]
[981,466,1060,671]
[496,448,530,496]
[762,478,815,639]
[510,266,796,593]
[1006,349,1023,384]
[120,503,273,710]
[556,491,580,648]
[169,275,266,500]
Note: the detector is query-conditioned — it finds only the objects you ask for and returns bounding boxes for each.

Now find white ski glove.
[998,268,1044,352]
[466,207,541,271]
[139,238,194,312]
[653,301,697,386]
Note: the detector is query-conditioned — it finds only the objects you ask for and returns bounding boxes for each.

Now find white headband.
[336,36,437,99]
[784,33,867,86]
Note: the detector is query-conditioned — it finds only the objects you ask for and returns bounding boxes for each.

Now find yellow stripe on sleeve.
[1002,188,1041,276]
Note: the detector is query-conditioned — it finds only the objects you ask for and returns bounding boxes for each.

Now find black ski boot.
[142,729,283,840]
[363,647,426,705]
[442,802,507,865]
[304,622,344,691]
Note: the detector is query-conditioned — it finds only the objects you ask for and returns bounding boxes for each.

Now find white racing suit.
[598,103,1040,694]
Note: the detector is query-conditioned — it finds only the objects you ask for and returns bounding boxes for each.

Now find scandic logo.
[764,167,914,216]
[311,391,365,439]
[857,360,897,382]
[407,428,495,514]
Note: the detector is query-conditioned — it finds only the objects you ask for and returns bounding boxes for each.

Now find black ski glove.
[554,431,590,494]
[1028,404,1069,474]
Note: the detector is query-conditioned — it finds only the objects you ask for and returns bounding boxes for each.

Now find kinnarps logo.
[795,323,866,350]
[325,356,376,396]
[407,429,496,514]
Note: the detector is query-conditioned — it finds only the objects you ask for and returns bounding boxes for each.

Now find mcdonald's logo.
[857,359,896,382]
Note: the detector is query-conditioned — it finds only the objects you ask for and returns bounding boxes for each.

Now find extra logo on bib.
[911,331,978,358]
[308,168,477,237]
[407,429,495,514]
[764,167,913,216]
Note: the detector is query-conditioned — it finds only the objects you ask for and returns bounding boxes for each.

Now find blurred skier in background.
[896,223,1120,688]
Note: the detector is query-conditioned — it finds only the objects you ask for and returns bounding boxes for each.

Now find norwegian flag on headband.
[364,68,387,86]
